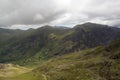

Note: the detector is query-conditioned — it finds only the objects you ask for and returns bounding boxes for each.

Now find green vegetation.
[0,23,120,80]
[0,63,31,78]
[0,23,120,65]
[0,39,120,80]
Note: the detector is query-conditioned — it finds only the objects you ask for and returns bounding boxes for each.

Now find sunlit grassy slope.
[2,40,120,80]
[0,64,31,78]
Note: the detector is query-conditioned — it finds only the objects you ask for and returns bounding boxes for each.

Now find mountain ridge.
[0,22,120,80]
[0,22,120,65]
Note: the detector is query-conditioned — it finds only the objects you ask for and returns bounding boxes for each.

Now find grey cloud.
[66,0,120,27]
[0,0,66,26]
[0,0,120,28]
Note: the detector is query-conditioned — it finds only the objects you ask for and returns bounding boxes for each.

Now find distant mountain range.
[0,22,120,65]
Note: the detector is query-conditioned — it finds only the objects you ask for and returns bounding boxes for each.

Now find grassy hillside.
[0,63,31,78]
[1,39,120,80]
[0,23,120,66]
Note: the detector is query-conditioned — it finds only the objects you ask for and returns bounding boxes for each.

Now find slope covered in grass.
[2,39,120,80]
[0,63,31,78]
[0,23,120,66]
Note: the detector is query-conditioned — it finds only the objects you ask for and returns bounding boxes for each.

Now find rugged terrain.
[0,23,120,80]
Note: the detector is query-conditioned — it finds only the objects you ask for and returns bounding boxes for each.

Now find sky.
[0,0,120,29]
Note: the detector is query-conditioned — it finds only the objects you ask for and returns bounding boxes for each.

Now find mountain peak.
[74,22,109,29]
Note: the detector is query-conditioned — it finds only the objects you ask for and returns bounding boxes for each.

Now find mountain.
[0,22,120,80]
[2,39,120,80]
[0,23,120,65]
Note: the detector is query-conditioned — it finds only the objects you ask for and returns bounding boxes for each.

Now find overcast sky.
[0,0,120,29]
